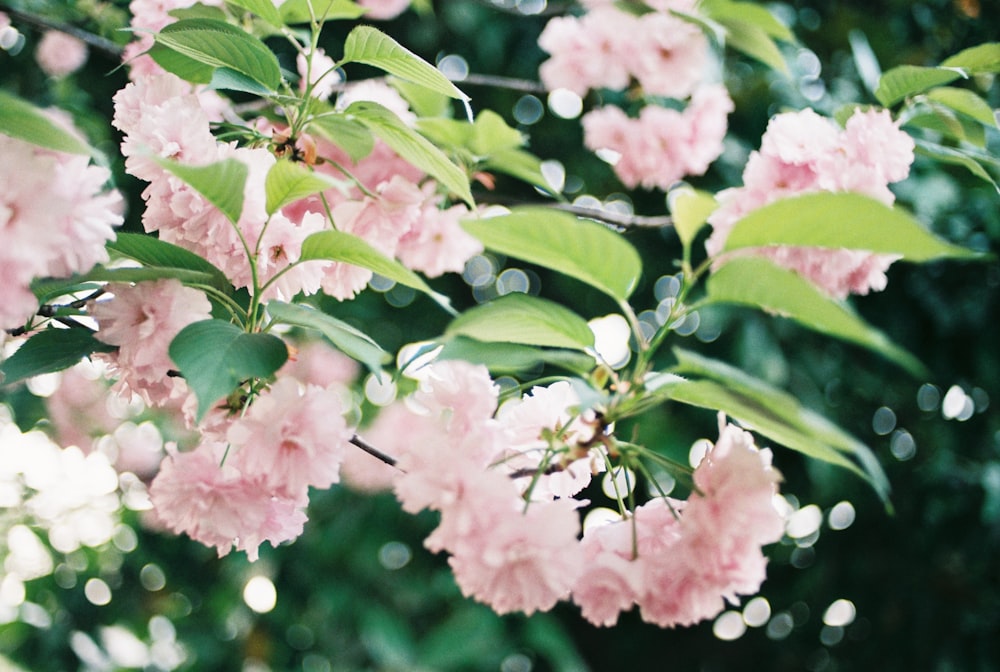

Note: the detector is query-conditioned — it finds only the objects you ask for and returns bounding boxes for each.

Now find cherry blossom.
[34,31,88,77]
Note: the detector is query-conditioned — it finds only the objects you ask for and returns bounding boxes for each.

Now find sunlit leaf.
[913,138,1000,191]
[169,319,288,420]
[0,90,92,156]
[446,294,595,351]
[265,301,389,376]
[0,329,116,387]
[341,26,469,101]
[226,0,283,27]
[265,159,348,215]
[345,101,473,205]
[307,111,375,162]
[154,18,281,92]
[925,86,999,127]
[705,257,927,376]
[875,65,963,106]
[300,230,453,311]
[700,0,795,42]
[436,337,596,375]
[940,42,1000,73]
[719,18,788,74]
[154,156,248,224]
[481,148,548,191]
[461,208,642,302]
[279,0,366,23]
[668,187,717,248]
[721,192,980,261]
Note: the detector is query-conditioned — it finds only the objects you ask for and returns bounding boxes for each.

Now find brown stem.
[0,5,123,58]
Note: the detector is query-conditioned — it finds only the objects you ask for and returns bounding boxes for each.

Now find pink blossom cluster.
[89,280,212,408]
[113,73,482,302]
[582,84,734,191]
[149,376,355,560]
[352,362,785,625]
[0,131,122,330]
[357,0,411,20]
[538,0,706,98]
[706,108,916,298]
[35,30,88,77]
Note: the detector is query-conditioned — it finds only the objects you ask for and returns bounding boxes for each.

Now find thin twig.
[349,434,399,469]
[455,73,549,95]
[0,5,124,58]
[484,195,675,229]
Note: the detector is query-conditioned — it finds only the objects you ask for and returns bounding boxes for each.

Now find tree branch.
[349,434,399,469]
[0,4,124,59]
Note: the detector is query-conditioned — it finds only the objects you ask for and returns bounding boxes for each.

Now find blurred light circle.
[786,504,823,538]
[583,507,623,534]
[378,541,412,571]
[871,406,896,435]
[890,429,917,461]
[916,383,940,411]
[84,578,112,606]
[436,54,469,81]
[548,89,583,119]
[689,438,712,467]
[601,466,636,499]
[822,598,856,627]
[827,501,856,531]
[513,95,544,125]
[243,576,277,614]
[713,610,747,640]
[743,596,772,627]
[364,374,397,406]
[766,612,795,640]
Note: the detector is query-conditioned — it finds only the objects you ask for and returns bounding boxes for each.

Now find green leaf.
[925,86,999,128]
[345,101,473,205]
[265,301,389,375]
[706,257,927,376]
[154,156,248,224]
[913,138,1000,191]
[300,230,453,311]
[77,266,219,286]
[0,90,93,156]
[341,26,469,102]
[461,207,642,302]
[875,65,962,106]
[700,0,795,43]
[1,329,116,387]
[670,347,890,501]
[208,67,277,96]
[470,110,525,156]
[226,0,284,27]
[668,187,717,248]
[446,294,595,351]
[169,319,288,420]
[147,43,214,84]
[389,76,451,118]
[940,42,1000,73]
[108,233,232,294]
[721,192,980,261]
[481,148,549,191]
[265,159,348,215]
[154,18,281,92]
[307,111,375,162]
[719,18,788,74]
[279,0,366,23]
[415,117,473,149]
[436,337,596,375]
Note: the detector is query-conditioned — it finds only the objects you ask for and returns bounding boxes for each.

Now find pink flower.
[706,108,914,298]
[538,9,633,96]
[357,0,411,19]
[629,12,708,99]
[35,31,88,77]
[572,519,644,626]
[89,280,212,406]
[44,363,119,451]
[227,377,354,498]
[0,132,122,329]
[447,498,584,615]
[280,340,361,388]
[297,48,339,100]
[396,201,483,278]
[149,441,307,561]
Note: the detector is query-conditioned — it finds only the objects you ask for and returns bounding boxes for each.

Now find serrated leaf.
[720,18,788,74]
[108,233,232,293]
[706,257,926,376]
[0,90,92,156]
[341,26,468,102]
[940,42,1000,73]
[0,329,116,387]
[461,208,642,302]
[154,156,248,224]
[721,192,979,261]
[875,65,963,106]
[446,294,594,351]
[913,138,1000,191]
[415,118,474,150]
[300,230,453,311]
[470,110,525,156]
[670,347,890,501]
[209,67,276,95]
[169,319,288,420]
[280,0,366,23]
[925,86,998,127]
[389,76,451,118]
[226,0,284,27]
[668,187,717,247]
[345,101,473,205]
[265,159,348,215]
[154,18,281,92]
[265,301,389,375]
[436,337,596,375]
[307,111,375,162]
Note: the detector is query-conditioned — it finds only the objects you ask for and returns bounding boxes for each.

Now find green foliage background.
[0,0,997,670]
